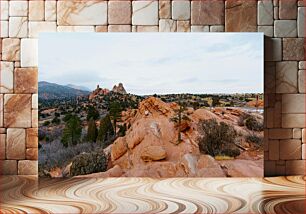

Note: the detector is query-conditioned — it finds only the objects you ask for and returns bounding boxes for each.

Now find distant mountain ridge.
[66,84,91,92]
[39,81,90,100]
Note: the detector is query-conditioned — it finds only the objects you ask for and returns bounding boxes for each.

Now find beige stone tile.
[136,26,158,32]
[26,128,38,148]
[26,148,38,160]
[132,1,158,25]
[298,70,305,93]
[275,164,286,176]
[172,1,190,21]
[18,160,38,175]
[274,7,279,20]
[14,68,38,94]
[274,20,297,37]
[0,94,3,127]
[0,128,6,134]
[193,0,224,25]
[32,94,38,109]
[258,26,273,37]
[57,26,95,32]
[21,38,38,67]
[264,38,282,61]
[159,19,176,32]
[276,61,298,93]
[45,1,57,21]
[2,38,20,61]
[0,1,9,21]
[108,1,131,24]
[298,7,305,37]
[299,61,306,70]
[29,0,44,21]
[264,131,269,151]
[1,21,9,37]
[108,25,131,32]
[159,1,171,19]
[285,160,305,175]
[225,0,256,32]
[269,128,293,139]
[282,94,305,114]
[264,160,276,176]
[268,140,279,160]
[0,61,14,93]
[32,110,38,128]
[57,1,107,25]
[0,160,17,175]
[266,108,274,128]
[9,1,28,17]
[9,17,28,38]
[264,62,276,93]
[282,114,305,128]
[302,144,306,159]
[258,0,273,25]
[177,21,190,32]
[0,134,5,159]
[280,139,302,160]
[95,26,108,32]
[303,129,306,143]
[29,21,57,38]
[4,94,32,128]
[273,99,282,128]
[6,128,26,159]
[210,25,224,32]
[283,38,305,61]
[279,0,297,19]
[191,25,209,32]
[293,128,302,139]
[298,0,305,6]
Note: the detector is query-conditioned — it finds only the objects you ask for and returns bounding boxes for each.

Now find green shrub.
[246,134,263,145]
[197,119,240,157]
[245,116,263,131]
[43,121,50,126]
[70,152,108,176]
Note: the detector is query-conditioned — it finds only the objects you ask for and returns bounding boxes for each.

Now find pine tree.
[87,105,99,121]
[87,118,98,143]
[170,101,190,144]
[109,101,122,136]
[61,115,82,147]
[97,114,114,146]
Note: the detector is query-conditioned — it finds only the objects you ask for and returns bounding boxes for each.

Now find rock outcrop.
[141,146,167,162]
[89,84,110,100]
[112,83,127,94]
[82,97,263,178]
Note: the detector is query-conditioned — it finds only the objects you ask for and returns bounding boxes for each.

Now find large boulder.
[180,153,197,176]
[141,146,167,162]
[111,137,127,161]
[196,155,226,177]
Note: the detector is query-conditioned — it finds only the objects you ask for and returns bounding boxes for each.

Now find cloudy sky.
[39,33,263,95]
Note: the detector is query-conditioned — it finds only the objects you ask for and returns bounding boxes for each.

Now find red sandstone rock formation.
[105,97,263,178]
[112,83,127,94]
[89,84,110,100]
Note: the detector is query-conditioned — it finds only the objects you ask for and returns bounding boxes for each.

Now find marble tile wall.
[0,0,305,176]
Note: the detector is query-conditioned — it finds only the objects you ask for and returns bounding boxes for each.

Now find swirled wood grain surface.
[0,176,305,214]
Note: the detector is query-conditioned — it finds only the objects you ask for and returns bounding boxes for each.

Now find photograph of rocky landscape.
[38,33,264,178]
